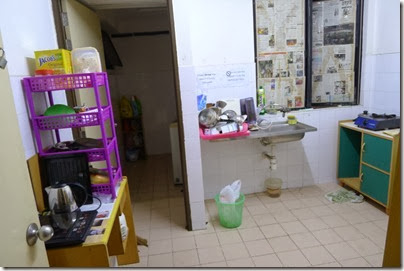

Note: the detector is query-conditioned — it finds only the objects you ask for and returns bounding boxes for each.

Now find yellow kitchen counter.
[46,177,139,267]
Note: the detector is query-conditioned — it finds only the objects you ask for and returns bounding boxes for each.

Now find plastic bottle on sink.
[257,86,266,115]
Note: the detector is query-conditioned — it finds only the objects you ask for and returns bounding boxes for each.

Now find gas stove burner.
[355,111,400,131]
[371,113,396,119]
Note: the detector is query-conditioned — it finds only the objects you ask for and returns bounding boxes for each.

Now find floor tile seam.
[274,249,314,267]
[172,248,200,267]
[362,253,383,267]
[272,232,318,265]
[288,231,321,249]
[346,237,384,257]
[220,242,252,261]
[291,208,320,220]
[251,252,283,267]
[224,257,255,267]
[308,227,342,247]
[171,235,197,252]
[194,231,221,249]
[196,246,226,265]
[336,256,373,267]
[278,219,310,235]
[237,225,267,242]
[299,244,339,266]
[147,238,175,256]
[147,251,174,267]
[323,240,362,260]
[245,238,276,257]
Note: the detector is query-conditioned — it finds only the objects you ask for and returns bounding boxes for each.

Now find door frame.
[51,0,80,139]
[50,0,193,230]
[167,2,192,230]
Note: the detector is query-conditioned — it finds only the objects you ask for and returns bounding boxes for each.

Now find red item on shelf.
[199,123,250,140]
[35,69,54,76]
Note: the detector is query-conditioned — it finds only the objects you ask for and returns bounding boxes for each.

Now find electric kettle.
[45,183,88,230]
[45,183,88,214]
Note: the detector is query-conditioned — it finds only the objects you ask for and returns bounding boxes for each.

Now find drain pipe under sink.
[263,144,277,170]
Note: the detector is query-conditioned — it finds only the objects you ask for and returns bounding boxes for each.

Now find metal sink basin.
[249,121,317,145]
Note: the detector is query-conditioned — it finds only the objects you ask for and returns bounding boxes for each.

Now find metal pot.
[198,108,220,128]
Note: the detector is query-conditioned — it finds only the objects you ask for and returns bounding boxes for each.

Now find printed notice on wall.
[195,64,253,90]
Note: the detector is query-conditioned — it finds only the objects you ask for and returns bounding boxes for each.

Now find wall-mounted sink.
[249,121,317,145]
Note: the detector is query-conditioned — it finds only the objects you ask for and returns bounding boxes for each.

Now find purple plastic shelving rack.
[23,72,122,199]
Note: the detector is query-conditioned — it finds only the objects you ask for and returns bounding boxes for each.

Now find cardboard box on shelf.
[34,49,72,74]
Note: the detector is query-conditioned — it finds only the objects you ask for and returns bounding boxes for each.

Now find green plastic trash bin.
[214,193,245,228]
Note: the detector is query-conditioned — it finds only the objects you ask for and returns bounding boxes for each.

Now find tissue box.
[34,49,72,74]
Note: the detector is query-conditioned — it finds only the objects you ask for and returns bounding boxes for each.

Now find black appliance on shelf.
[354,111,400,131]
[40,153,93,205]
[39,210,97,248]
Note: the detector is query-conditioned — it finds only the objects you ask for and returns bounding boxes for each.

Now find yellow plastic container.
[34,49,72,74]
[287,115,297,125]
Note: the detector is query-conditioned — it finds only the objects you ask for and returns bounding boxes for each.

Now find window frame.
[253,0,365,109]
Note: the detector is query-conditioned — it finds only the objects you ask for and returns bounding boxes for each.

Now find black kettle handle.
[67,183,88,207]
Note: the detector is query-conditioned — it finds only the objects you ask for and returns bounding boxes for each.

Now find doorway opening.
[52,1,191,238]
[98,6,190,234]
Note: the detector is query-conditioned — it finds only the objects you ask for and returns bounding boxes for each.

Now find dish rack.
[199,123,250,140]
[23,72,122,198]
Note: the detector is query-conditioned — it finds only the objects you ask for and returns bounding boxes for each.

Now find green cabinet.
[337,121,399,213]
[362,134,392,172]
[360,164,390,205]
[338,127,361,178]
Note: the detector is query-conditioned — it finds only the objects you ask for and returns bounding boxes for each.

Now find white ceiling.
[81,0,167,10]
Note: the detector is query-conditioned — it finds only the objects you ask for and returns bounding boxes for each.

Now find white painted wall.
[172,0,400,203]
[1,0,72,159]
[171,0,256,230]
[363,0,400,115]
[100,9,178,155]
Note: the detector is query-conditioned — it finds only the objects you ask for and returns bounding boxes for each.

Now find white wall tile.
[287,164,303,188]
[379,53,400,73]
[171,0,194,67]
[188,0,254,66]
[287,148,304,166]
[253,153,270,170]
[201,154,221,175]
[1,0,71,158]
[183,114,200,140]
[302,147,319,166]
[374,72,400,92]
[255,168,268,185]
[178,66,196,92]
[184,138,202,161]
[180,91,198,115]
[187,159,205,203]
[190,201,207,230]
[236,155,255,175]
[16,113,36,159]
[1,0,58,76]
[319,109,338,130]
[303,162,319,185]
[10,76,28,116]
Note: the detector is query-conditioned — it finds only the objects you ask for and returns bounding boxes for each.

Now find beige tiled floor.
[124,154,388,268]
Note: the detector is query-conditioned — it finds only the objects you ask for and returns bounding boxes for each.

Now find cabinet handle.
[360,173,364,182]
[361,142,366,153]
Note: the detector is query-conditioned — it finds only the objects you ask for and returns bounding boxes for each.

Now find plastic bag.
[219,180,242,203]
[230,180,241,200]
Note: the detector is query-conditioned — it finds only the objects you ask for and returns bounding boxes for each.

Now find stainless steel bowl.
[198,108,219,128]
